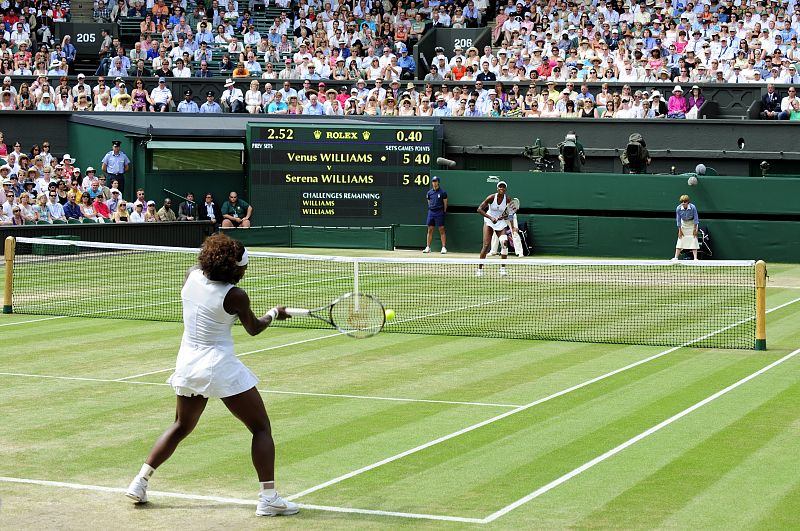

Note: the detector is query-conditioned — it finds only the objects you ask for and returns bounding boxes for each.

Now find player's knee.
[172,419,197,440]
[249,418,272,437]
[499,234,508,245]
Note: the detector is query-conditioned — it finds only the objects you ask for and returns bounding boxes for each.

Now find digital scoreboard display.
[247,123,438,225]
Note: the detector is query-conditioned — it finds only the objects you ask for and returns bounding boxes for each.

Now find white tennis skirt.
[484,217,508,232]
[167,344,258,399]
[676,220,700,250]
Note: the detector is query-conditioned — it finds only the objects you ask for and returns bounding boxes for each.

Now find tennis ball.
[385,309,395,321]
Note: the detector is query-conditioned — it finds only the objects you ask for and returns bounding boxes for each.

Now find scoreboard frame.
[246,123,441,226]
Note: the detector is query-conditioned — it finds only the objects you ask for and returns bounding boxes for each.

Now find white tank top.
[180,268,236,349]
[487,193,507,219]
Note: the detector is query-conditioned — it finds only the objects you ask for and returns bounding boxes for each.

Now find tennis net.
[4,237,762,349]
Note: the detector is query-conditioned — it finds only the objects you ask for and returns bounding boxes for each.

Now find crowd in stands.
[0,132,253,225]
[2,0,800,119]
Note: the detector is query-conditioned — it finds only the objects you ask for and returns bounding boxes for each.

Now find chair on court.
[68,218,82,224]
[52,219,66,224]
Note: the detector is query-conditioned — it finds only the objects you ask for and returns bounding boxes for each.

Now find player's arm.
[442,197,448,212]
[224,287,289,336]
[477,194,496,222]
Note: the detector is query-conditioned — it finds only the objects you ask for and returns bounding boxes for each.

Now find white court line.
[0,477,483,524]
[287,296,800,502]
[0,372,518,408]
[482,346,800,523]
[0,298,184,327]
[0,315,70,327]
[115,297,511,382]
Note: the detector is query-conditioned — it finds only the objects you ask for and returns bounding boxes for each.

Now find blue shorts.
[427,211,445,227]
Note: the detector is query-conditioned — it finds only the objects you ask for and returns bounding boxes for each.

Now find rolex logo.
[362,130,371,140]
[314,130,322,140]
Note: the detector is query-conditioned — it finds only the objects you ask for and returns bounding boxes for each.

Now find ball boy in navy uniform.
[423,176,448,254]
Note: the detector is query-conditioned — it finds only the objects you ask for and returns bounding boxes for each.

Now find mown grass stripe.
[303,353,765,514]
[482,348,800,523]
[573,379,800,530]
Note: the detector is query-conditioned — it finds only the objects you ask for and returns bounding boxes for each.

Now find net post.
[3,236,16,314]
[754,260,767,351]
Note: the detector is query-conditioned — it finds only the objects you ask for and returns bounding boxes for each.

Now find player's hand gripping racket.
[502,197,520,219]
[285,292,386,339]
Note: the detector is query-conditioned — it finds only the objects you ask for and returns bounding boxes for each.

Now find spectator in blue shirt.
[575,84,595,104]
[37,93,56,110]
[303,93,325,115]
[673,194,699,260]
[397,46,416,78]
[432,95,452,116]
[197,23,214,44]
[63,192,82,220]
[177,90,200,112]
[200,91,222,113]
[266,91,288,113]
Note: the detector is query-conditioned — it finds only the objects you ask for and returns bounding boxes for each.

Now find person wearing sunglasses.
[46,188,66,221]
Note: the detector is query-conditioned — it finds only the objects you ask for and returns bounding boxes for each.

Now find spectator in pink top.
[667,85,688,119]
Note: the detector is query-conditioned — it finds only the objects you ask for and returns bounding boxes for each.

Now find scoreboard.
[247,123,439,226]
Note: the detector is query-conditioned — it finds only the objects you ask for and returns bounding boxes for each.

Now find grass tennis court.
[2,248,800,529]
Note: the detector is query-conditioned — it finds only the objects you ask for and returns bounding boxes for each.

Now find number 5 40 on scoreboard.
[402,153,431,165]
[402,174,430,186]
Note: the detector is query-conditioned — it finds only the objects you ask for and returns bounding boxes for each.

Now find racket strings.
[331,294,385,339]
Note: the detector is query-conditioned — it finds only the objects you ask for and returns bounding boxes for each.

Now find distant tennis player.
[673,194,699,261]
[477,180,510,276]
[488,205,524,257]
[125,233,299,517]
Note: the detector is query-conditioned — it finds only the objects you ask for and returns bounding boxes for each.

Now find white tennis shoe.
[499,266,508,276]
[125,476,149,504]
[440,247,447,254]
[256,493,300,517]
[422,247,431,253]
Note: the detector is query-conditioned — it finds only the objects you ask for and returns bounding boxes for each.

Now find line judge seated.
[221,191,253,228]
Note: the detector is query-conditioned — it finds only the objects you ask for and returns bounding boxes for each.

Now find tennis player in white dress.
[125,233,299,517]
[673,194,700,260]
[477,180,511,276]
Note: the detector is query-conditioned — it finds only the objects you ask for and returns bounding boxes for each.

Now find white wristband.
[266,308,279,321]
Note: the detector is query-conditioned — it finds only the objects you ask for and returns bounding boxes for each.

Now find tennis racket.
[285,292,386,339]
[501,197,520,219]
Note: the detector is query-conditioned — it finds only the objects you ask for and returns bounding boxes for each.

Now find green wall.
[223,225,394,250]
[399,170,800,261]
[435,170,800,216]
[67,122,134,195]
[397,213,800,262]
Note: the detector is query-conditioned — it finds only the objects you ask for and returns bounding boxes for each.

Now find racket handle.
[284,308,310,317]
